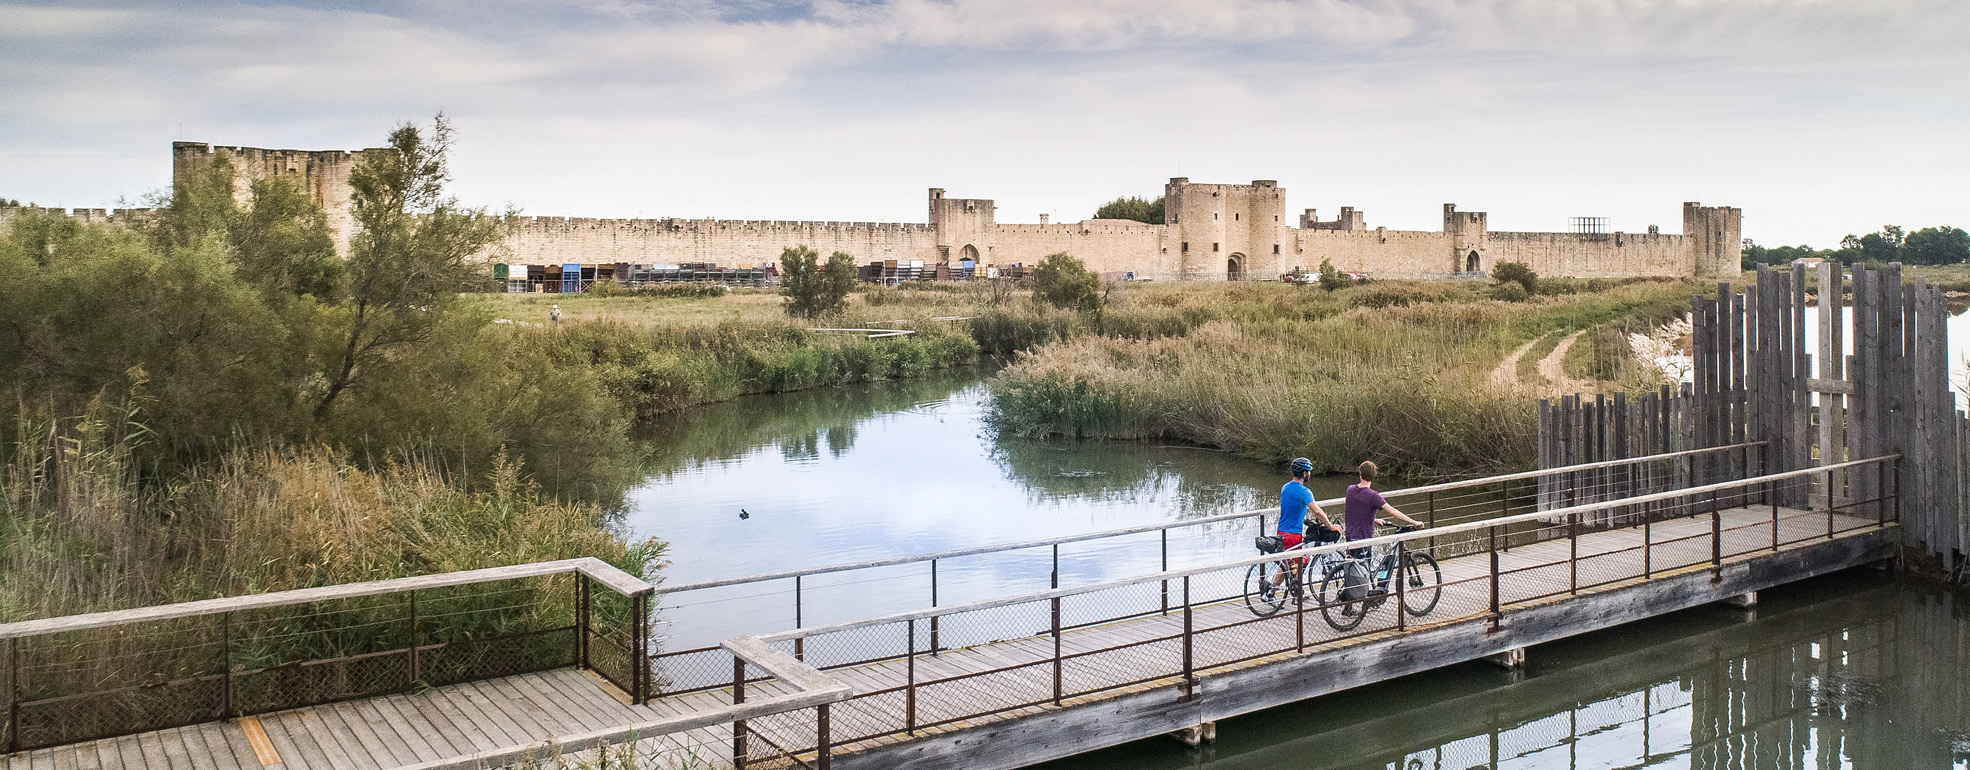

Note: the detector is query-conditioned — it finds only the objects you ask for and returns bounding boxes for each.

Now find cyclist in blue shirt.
[1272,457,1340,593]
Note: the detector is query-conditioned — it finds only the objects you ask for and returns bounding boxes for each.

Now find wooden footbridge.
[2,266,1960,770]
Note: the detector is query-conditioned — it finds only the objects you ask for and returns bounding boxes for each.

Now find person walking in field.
[1344,461,1425,560]
[551,304,561,324]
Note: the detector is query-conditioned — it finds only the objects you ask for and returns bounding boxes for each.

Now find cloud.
[1,0,1965,243]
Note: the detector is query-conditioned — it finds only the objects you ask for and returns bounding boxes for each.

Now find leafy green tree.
[1030,252,1102,314]
[780,246,856,318]
[317,114,506,419]
[1316,258,1345,291]
[1903,226,1970,266]
[1093,196,1165,225]
[1491,261,1538,294]
[233,177,342,298]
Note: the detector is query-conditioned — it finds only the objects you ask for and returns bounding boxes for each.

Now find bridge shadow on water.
[1040,570,1970,770]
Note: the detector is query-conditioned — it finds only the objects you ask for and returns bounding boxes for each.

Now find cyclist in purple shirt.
[1343,461,1424,558]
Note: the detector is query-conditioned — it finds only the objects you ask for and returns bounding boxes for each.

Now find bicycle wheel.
[1400,552,1442,616]
[1244,561,1288,617]
[1319,564,1366,631]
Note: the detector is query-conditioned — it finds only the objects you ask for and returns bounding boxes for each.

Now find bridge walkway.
[5,503,1883,770]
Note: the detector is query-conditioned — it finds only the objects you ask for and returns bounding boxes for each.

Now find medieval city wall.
[989,221,1172,276]
[497,217,942,266]
[1485,231,1691,278]
[172,142,388,258]
[1292,229,1457,279]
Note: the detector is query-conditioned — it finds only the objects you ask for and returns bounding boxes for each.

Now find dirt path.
[1538,330,1593,394]
[1490,336,1546,390]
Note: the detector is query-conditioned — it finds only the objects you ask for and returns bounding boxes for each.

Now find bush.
[780,246,857,318]
[1493,282,1531,302]
[1030,252,1102,314]
[1492,261,1538,294]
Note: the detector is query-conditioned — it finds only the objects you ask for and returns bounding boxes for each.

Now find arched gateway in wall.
[1228,254,1245,281]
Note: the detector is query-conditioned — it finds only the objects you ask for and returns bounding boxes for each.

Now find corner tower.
[928,188,996,264]
[1683,202,1742,278]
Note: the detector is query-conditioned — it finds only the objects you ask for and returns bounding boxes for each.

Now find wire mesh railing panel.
[1061,634,1181,698]
[652,644,741,696]
[10,615,226,749]
[913,658,1054,728]
[823,685,908,745]
[739,706,821,769]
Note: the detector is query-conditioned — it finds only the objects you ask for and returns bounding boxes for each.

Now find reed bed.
[989,279,1700,477]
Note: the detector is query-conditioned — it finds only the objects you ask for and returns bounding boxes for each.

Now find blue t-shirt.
[1345,484,1387,540]
[1278,481,1313,534]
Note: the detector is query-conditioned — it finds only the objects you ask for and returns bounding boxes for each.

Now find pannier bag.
[1254,535,1283,554]
[1310,526,1341,544]
[1338,560,1372,602]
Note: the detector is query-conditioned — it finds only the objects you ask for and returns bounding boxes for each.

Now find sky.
[2,0,1966,246]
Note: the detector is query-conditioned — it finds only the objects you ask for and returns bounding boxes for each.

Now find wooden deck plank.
[363,698,449,762]
[288,708,366,770]
[458,681,546,745]
[251,715,319,770]
[331,700,415,768]
[403,686,498,754]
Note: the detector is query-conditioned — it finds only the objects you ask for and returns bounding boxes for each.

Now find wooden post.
[409,589,422,687]
[1395,545,1408,632]
[1051,597,1063,705]
[816,704,832,770]
[1051,544,1060,589]
[220,611,233,719]
[1711,491,1722,577]
[633,593,649,704]
[1568,509,1579,594]
[1159,532,1169,616]
[793,576,804,663]
[1181,576,1194,699]
[929,560,940,653]
[906,618,917,735]
[733,657,748,770]
[1644,512,1653,579]
[7,637,18,755]
[1488,526,1501,622]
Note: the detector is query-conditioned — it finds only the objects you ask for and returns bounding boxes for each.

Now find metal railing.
[648,442,1767,693]
[0,559,654,753]
[698,455,1898,757]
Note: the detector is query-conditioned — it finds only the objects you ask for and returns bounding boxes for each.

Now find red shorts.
[1278,532,1303,549]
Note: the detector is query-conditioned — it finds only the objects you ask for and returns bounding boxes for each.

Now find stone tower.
[172,141,392,257]
[1164,179,1288,280]
[928,188,995,264]
[1682,202,1743,278]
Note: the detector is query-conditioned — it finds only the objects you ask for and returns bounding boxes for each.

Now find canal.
[626,365,1970,769]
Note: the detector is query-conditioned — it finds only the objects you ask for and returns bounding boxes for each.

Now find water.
[1038,571,1970,769]
[624,367,1358,648]
[626,365,1970,767]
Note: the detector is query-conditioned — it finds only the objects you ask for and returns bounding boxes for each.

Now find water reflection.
[625,368,1356,648]
[1041,572,1970,769]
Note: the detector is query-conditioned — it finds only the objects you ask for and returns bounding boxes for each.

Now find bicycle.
[1316,525,1442,631]
[1243,529,1341,617]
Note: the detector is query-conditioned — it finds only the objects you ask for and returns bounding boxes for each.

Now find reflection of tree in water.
[987,440,1275,520]
[634,368,984,475]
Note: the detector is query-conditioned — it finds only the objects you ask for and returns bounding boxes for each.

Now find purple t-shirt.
[1344,484,1386,540]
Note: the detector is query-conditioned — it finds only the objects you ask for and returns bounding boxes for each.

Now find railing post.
[1395,543,1408,633]
[1159,529,1170,616]
[1771,475,1780,552]
[1488,526,1501,624]
[1051,597,1063,705]
[906,618,917,735]
[1711,491,1722,577]
[1295,572,1306,653]
[733,657,748,770]
[1181,576,1194,699]
[1568,510,1579,595]
[794,575,805,662]
[1643,513,1653,578]
[220,611,233,719]
[1051,544,1060,589]
[929,560,940,655]
[7,637,18,755]
[1889,458,1900,526]
[574,581,587,673]
[633,593,649,704]
[816,703,832,770]
[409,588,421,687]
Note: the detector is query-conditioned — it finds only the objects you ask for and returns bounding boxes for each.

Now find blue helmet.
[1289,457,1314,474]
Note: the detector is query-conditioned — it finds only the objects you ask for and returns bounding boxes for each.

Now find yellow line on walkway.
[235,716,282,767]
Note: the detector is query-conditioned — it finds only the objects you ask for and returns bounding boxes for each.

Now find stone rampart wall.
[496,216,943,266]
[1486,231,1691,278]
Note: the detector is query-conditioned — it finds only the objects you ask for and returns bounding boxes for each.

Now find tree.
[1030,252,1101,314]
[1093,196,1165,225]
[1491,261,1538,294]
[316,114,506,420]
[1903,226,1970,266]
[780,246,856,318]
[233,177,342,298]
[1316,258,1345,292]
